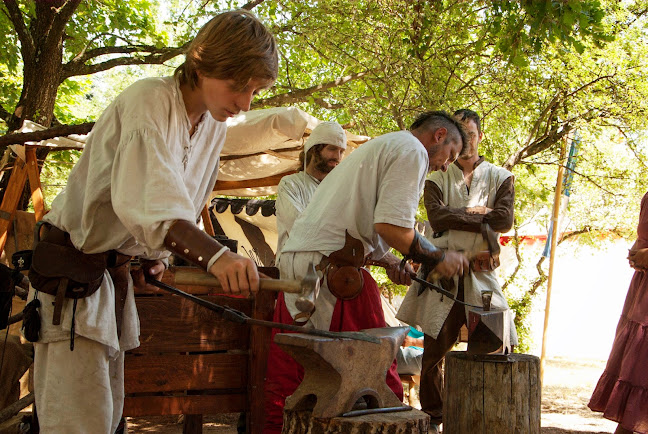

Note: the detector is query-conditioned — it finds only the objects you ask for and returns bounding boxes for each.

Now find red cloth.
[262,269,403,434]
[588,192,648,433]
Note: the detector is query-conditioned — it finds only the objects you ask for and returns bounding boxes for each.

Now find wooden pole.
[540,134,569,384]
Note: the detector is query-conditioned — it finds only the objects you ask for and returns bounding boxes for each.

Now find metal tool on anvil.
[143,275,380,344]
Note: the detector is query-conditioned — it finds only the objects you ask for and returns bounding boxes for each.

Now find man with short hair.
[397,109,517,431]
[263,110,470,434]
[275,121,347,254]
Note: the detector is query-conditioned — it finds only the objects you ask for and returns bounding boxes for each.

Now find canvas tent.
[213,106,370,197]
[210,107,370,266]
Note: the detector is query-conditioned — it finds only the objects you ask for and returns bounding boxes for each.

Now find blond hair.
[175,10,278,89]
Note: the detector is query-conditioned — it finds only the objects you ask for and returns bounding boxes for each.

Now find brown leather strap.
[108,261,131,338]
[52,277,68,326]
[164,220,226,270]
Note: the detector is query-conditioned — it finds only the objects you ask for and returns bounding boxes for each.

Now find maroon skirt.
[588,274,648,433]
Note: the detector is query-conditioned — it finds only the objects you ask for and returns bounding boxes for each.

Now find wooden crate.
[123,266,277,434]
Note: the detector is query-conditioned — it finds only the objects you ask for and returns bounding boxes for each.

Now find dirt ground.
[123,356,620,434]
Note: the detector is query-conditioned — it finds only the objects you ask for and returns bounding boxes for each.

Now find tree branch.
[66,42,189,71]
[503,124,572,170]
[61,46,187,80]
[241,0,266,10]
[252,71,369,108]
[47,0,82,48]
[520,160,620,195]
[2,0,34,59]
[0,122,94,148]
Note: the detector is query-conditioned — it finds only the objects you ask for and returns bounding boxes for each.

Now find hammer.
[172,262,320,302]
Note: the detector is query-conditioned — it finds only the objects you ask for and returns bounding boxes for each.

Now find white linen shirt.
[282,130,428,259]
[275,172,320,256]
[32,76,226,357]
[280,131,429,325]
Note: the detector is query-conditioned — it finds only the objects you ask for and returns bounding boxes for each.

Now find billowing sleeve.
[276,177,306,233]
[425,176,514,233]
[374,143,428,228]
[483,176,515,232]
[111,128,197,251]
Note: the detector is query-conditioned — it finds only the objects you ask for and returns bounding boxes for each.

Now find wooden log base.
[443,351,540,434]
[282,408,429,434]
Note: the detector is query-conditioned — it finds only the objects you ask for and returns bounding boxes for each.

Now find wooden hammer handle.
[173,267,303,293]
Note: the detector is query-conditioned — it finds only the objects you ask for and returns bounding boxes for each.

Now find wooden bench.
[123,266,277,434]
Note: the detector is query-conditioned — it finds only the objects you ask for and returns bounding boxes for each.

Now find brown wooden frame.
[123,266,277,433]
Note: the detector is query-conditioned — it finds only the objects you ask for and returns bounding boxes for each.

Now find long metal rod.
[366,258,482,309]
[409,274,482,309]
[144,276,380,344]
[341,405,412,417]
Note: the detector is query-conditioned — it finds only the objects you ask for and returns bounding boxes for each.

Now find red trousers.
[262,269,403,433]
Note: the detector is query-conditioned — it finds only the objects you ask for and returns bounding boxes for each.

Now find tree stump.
[282,408,429,433]
[443,352,540,434]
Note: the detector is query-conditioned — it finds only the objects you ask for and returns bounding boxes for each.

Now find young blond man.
[27,11,277,433]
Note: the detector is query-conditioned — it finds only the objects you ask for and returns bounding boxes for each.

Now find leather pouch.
[327,264,364,300]
[324,230,366,301]
[470,250,500,272]
[28,240,107,299]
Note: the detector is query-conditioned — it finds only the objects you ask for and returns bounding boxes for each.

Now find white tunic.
[280,130,428,327]
[32,76,226,357]
[397,161,518,344]
[275,172,320,255]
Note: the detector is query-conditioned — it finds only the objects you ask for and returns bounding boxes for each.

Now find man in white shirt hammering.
[263,111,471,434]
[24,10,277,434]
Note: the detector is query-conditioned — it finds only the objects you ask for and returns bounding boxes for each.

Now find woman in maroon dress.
[589,192,648,433]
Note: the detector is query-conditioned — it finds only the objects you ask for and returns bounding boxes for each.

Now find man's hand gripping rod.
[143,273,380,344]
[366,258,482,309]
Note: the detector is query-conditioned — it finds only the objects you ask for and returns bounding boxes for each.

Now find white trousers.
[34,337,125,434]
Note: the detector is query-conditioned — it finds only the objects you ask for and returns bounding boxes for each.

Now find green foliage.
[39,149,81,208]
[486,0,613,63]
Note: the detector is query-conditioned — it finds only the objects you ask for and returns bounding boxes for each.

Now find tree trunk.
[0,1,70,210]
[443,352,541,434]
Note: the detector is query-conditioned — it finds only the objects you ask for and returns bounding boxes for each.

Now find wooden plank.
[444,352,469,433]
[124,353,247,393]
[0,157,28,253]
[132,294,250,354]
[512,356,528,433]
[483,358,512,432]
[247,287,277,434]
[123,394,247,417]
[213,171,297,191]
[201,205,215,237]
[467,354,484,432]
[527,354,541,433]
[25,147,45,221]
[183,415,203,434]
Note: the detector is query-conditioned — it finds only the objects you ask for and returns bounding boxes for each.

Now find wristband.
[207,245,230,270]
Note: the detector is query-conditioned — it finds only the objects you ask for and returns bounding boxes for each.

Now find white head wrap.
[304,121,347,154]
